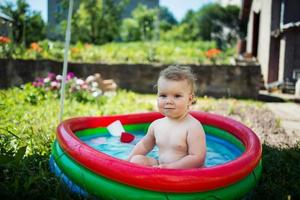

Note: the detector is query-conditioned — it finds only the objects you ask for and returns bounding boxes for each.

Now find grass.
[0,87,299,199]
[249,144,300,199]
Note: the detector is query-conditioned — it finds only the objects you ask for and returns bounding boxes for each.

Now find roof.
[0,11,13,21]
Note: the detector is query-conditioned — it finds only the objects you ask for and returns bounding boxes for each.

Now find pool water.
[81,131,242,167]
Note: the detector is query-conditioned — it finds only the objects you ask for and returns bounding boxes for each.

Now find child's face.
[157,77,193,119]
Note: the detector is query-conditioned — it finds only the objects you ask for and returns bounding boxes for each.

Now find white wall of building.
[246,0,273,84]
[257,0,272,84]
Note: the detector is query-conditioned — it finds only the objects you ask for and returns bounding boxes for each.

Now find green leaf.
[14,146,27,162]
[0,154,15,165]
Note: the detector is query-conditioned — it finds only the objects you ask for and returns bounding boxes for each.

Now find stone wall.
[0,59,261,98]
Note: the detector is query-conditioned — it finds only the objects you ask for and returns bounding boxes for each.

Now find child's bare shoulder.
[150,117,166,128]
[187,115,204,130]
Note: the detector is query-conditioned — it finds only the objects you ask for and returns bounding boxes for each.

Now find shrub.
[31,72,103,103]
[0,36,13,58]
[0,85,154,199]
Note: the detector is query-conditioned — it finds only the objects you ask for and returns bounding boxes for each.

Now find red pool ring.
[56,111,262,193]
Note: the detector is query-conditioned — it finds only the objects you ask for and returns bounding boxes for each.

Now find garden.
[1,72,299,199]
[1,0,300,199]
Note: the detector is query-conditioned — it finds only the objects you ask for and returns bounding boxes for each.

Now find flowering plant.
[27,42,43,59]
[0,36,11,44]
[205,48,222,64]
[0,36,13,58]
[32,72,103,103]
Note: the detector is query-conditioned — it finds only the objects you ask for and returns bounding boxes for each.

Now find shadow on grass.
[0,154,88,200]
[1,143,299,200]
[257,94,285,102]
[246,143,300,200]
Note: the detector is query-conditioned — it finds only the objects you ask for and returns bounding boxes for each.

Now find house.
[240,0,300,91]
[47,0,159,40]
[0,11,13,37]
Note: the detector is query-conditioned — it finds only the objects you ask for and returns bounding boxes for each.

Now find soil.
[192,99,299,148]
[146,97,299,147]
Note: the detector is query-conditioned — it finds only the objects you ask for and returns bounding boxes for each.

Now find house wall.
[279,29,300,81]
[257,0,271,84]
[244,0,300,84]
[246,8,253,53]
[278,36,286,81]
[267,0,281,83]
[283,0,300,24]
[246,0,274,84]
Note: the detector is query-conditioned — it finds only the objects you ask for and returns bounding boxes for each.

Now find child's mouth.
[164,107,175,110]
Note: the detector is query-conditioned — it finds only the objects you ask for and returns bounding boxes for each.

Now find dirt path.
[265,103,300,144]
[193,99,300,147]
[146,97,300,147]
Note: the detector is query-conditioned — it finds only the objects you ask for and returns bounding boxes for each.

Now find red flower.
[0,36,11,44]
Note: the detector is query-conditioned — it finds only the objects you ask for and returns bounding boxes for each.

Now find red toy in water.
[120,132,135,143]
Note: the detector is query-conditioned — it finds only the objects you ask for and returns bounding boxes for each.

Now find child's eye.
[159,94,166,98]
[175,94,182,98]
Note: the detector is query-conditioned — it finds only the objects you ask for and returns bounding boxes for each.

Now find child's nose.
[166,97,174,104]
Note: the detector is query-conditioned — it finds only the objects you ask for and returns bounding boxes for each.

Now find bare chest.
[154,126,188,152]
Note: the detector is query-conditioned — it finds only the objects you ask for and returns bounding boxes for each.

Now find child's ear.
[189,94,196,105]
[189,94,193,102]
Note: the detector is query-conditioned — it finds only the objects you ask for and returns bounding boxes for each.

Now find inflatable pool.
[50,111,262,199]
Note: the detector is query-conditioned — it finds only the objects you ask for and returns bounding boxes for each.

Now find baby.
[128,65,206,169]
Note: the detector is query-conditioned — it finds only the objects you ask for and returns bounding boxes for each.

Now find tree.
[132,4,158,41]
[0,0,45,46]
[120,4,158,42]
[180,3,241,49]
[120,18,140,41]
[24,11,46,44]
[65,0,126,44]
[160,23,194,41]
[158,6,177,32]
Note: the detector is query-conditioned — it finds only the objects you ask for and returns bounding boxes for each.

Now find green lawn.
[0,87,299,199]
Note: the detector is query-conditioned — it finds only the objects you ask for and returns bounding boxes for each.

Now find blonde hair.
[158,65,197,104]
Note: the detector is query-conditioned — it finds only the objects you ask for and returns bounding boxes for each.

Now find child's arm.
[127,124,156,161]
[159,123,206,169]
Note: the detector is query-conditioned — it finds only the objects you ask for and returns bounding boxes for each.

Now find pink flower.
[50,81,60,90]
[67,72,75,80]
[47,73,56,81]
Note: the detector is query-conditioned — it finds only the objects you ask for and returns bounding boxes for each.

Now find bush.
[1,39,236,65]
[0,36,13,58]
